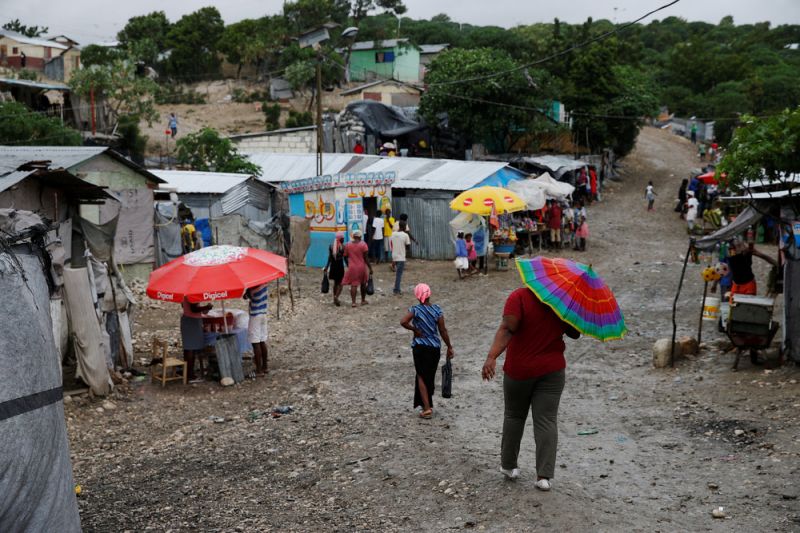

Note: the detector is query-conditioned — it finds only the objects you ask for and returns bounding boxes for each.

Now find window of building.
[12,47,18,54]
[375,51,395,63]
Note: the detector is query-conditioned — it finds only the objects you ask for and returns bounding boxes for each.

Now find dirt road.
[67,127,800,532]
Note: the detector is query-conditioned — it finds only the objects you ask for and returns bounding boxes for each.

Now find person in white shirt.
[390,221,411,294]
[686,191,699,234]
[371,213,385,263]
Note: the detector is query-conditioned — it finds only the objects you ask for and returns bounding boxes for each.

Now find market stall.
[449,186,526,273]
[146,245,287,384]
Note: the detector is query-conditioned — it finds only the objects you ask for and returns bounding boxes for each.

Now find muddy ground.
[66,127,800,532]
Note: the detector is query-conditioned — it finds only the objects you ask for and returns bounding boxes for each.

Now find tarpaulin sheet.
[449,212,487,256]
[507,180,547,211]
[345,100,425,138]
[529,172,576,200]
[216,334,245,383]
[695,205,763,250]
[101,188,154,264]
[154,202,182,267]
[73,216,117,264]
[63,267,112,396]
[194,218,213,247]
[0,248,81,532]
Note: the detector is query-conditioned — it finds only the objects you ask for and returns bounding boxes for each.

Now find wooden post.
[671,241,694,367]
[697,281,708,345]
[286,260,295,311]
[275,278,282,320]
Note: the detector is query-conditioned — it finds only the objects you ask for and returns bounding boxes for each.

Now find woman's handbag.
[365,275,375,295]
[441,359,452,398]
[321,272,330,294]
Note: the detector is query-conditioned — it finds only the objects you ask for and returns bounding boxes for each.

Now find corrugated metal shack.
[245,152,527,261]
[151,170,275,221]
[388,159,527,260]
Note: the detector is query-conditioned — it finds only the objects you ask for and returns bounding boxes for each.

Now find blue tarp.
[194,218,213,247]
[475,167,526,189]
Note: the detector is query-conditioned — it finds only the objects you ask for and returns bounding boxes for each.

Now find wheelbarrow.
[725,294,780,370]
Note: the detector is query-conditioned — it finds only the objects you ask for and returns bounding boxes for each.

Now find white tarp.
[100,188,155,264]
[529,172,576,200]
[449,212,488,256]
[507,180,547,211]
[62,267,112,396]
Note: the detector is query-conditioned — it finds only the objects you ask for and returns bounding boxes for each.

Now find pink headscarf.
[414,283,431,303]
[332,231,344,256]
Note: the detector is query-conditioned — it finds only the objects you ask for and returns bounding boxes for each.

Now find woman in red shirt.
[482,287,580,491]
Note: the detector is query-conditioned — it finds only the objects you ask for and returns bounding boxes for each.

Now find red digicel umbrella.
[697,171,719,185]
[147,245,287,303]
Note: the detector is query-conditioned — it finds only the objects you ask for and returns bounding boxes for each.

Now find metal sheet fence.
[392,196,455,260]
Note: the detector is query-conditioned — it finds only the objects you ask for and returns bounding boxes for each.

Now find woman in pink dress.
[342,230,373,307]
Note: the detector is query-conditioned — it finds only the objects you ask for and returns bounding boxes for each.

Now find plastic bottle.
[746,225,755,244]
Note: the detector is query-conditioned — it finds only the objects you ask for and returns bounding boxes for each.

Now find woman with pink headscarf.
[400,283,454,419]
[324,231,346,306]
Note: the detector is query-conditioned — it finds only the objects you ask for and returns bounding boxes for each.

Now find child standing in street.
[466,233,478,274]
[645,181,656,211]
[454,232,469,279]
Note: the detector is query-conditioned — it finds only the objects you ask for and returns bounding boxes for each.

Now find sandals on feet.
[419,408,432,419]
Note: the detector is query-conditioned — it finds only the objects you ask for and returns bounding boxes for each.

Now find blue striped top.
[247,284,269,316]
[410,304,443,348]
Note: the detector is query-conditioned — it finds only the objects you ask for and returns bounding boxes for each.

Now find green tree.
[2,19,48,38]
[69,59,160,128]
[80,44,122,67]
[117,11,171,66]
[176,128,261,174]
[285,110,313,128]
[283,0,350,32]
[285,60,316,92]
[263,103,281,130]
[421,48,555,152]
[165,7,224,79]
[218,17,289,77]
[0,102,81,146]
[717,107,800,190]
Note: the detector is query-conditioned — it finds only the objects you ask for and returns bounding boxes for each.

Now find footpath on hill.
[68,127,800,532]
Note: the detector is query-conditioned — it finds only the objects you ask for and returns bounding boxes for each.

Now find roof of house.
[340,79,422,96]
[721,188,799,201]
[0,29,69,50]
[0,167,114,201]
[245,152,526,191]
[418,44,449,54]
[0,77,70,91]
[0,146,164,183]
[48,35,80,46]
[151,169,258,194]
[349,38,410,51]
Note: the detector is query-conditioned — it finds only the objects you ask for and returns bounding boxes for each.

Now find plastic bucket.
[702,296,720,322]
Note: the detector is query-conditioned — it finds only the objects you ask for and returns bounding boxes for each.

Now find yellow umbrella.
[449,186,527,216]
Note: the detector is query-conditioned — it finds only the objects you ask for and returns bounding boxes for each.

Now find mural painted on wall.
[304,190,336,225]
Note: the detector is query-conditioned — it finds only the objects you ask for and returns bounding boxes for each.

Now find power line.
[425,0,681,87]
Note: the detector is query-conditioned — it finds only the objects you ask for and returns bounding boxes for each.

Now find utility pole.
[90,85,96,137]
[316,58,323,176]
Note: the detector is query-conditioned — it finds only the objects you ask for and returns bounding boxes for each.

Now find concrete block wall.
[233,130,316,154]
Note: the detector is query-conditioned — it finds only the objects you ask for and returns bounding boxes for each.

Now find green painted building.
[348,39,421,83]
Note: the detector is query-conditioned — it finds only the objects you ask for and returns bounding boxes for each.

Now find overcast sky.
[2,0,799,44]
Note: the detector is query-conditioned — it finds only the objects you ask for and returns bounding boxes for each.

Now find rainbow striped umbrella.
[515,257,627,341]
